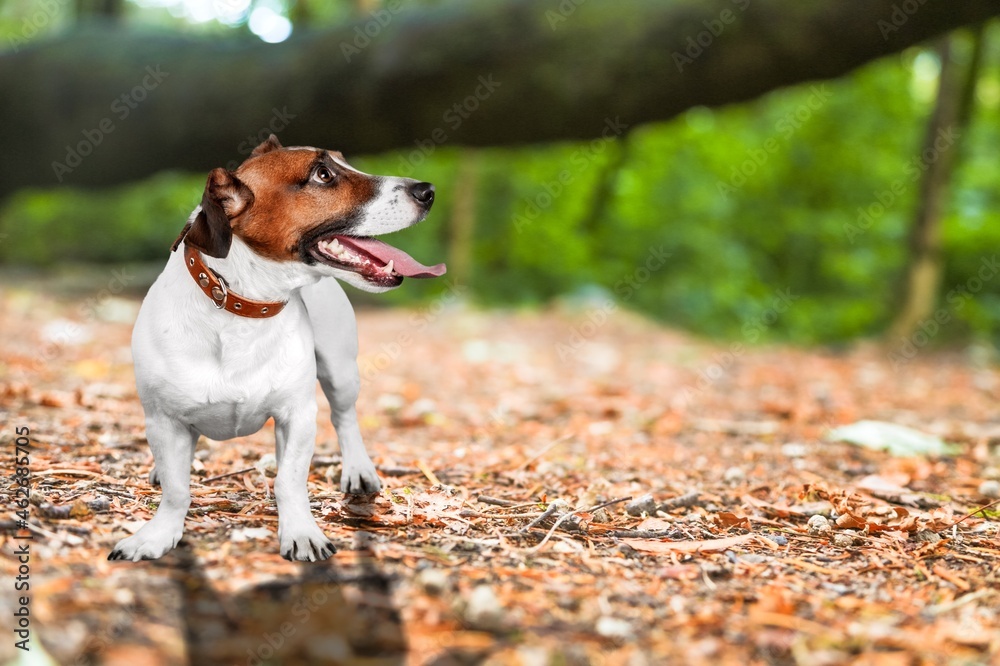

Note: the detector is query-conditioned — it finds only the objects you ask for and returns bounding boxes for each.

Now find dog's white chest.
[132,284,315,441]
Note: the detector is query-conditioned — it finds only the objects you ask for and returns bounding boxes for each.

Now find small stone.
[767,534,788,546]
[913,529,942,543]
[978,479,1000,499]
[626,493,658,516]
[87,496,111,512]
[832,532,854,548]
[807,514,831,535]
[723,467,745,483]
[463,585,504,632]
[417,568,450,595]
[595,615,634,641]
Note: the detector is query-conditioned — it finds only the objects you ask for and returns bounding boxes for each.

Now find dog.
[108,134,445,562]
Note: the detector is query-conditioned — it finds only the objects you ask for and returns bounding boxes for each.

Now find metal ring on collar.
[208,269,228,309]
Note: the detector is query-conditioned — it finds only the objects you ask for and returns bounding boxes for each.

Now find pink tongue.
[336,236,447,278]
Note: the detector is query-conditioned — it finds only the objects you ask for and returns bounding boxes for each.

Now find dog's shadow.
[158,532,406,665]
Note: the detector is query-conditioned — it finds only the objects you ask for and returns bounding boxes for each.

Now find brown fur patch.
[231,148,378,262]
[250,134,282,157]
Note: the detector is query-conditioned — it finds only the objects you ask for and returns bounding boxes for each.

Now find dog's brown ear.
[184,168,253,259]
[250,134,282,157]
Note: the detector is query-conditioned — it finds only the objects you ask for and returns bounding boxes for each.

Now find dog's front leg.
[274,411,336,561]
[318,366,382,495]
[304,281,382,495]
[109,416,195,561]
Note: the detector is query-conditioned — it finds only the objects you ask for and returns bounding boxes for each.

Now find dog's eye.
[313,166,335,184]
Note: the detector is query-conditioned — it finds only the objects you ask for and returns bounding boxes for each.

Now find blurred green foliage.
[2,2,999,347]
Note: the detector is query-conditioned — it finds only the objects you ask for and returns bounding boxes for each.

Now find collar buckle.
[181,242,286,319]
[208,269,228,309]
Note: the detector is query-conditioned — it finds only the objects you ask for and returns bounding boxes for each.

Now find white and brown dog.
[108,135,445,562]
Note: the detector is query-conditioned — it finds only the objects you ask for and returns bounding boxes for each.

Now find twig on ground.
[478,495,519,507]
[459,508,546,519]
[942,498,1000,531]
[519,501,565,534]
[626,494,658,516]
[926,589,998,616]
[604,528,680,539]
[98,487,137,501]
[589,496,633,513]
[526,496,632,553]
[527,512,579,553]
[659,491,702,511]
[204,467,255,482]
[416,459,441,486]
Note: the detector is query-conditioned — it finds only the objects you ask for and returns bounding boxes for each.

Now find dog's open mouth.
[310,235,447,287]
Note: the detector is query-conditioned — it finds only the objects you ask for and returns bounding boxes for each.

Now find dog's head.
[183,134,445,292]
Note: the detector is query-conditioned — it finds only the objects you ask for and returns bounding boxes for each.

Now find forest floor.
[1,285,999,666]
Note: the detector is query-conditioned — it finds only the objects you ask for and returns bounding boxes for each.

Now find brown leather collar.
[181,244,286,318]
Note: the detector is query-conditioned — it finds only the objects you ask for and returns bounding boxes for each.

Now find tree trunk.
[74,0,125,21]
[3,0,999,197]
[579,138,631,235]
[888,28,984,341]
[446,151,479,287]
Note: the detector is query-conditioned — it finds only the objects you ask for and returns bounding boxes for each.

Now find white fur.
[331,155,365,175]
[109,179,426,561]
[353,176,429,237]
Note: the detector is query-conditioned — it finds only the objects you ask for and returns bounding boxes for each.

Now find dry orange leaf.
[715,511,751,529]
[636,517,672,531]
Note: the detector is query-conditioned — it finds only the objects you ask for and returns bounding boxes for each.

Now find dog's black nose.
[408,181,435,208]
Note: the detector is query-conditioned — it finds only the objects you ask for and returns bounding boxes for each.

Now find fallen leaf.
[715,511,751,528]
[828,420,959,457]
[856,473,911,493]
[636,517,672,531]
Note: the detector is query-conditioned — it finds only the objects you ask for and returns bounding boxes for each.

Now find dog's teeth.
[319,239,348,257]
[384,260,394,274]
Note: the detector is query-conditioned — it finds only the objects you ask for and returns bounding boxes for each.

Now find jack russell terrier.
[108,135,445,562]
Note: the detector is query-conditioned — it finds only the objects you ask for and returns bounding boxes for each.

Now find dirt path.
[1,288,998,665]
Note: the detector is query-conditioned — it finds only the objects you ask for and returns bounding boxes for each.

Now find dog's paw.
[341,460,382,495]
[148,465,160,486]
[279,523,336,562]
[108,521,182,562]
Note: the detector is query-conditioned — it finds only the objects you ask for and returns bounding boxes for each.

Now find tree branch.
[3,0,999,196]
